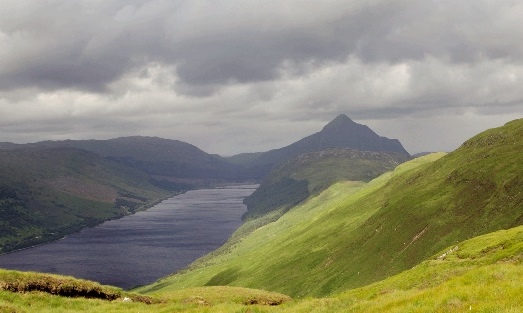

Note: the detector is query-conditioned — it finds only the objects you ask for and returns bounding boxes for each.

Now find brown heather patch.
[45,176,117,203]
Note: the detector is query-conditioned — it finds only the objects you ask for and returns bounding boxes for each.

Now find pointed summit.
[322,114,355,131]
[240,114,410,175]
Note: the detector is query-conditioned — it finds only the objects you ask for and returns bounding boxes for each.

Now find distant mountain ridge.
[0,114,412,251]
[226,114,410,178]
[2,115,410,183]
[1,136,247,185]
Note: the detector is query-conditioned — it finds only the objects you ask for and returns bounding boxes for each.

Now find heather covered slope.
[142,118,523,298]
[0,147,170,253]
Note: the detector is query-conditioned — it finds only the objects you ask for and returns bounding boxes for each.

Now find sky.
[1,0,522,155]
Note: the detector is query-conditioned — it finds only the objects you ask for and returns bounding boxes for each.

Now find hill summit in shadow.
[228,114,410,178]
[302,114,408,155]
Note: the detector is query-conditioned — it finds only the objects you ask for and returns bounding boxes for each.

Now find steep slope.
[0,147,170,253]
[243,148,410,219]
[226,114,410,178]
[142,118,523,298]
[3,223,523,312]
[288,224,523,312]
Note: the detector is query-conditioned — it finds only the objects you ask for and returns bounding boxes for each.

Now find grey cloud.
[0,114,146,143]
[5,0,522,95]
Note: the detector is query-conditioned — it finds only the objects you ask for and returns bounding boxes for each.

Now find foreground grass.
[285,224,523,312]
[0,282,291,313]
[3,225,523,312]
[0,269,156,303]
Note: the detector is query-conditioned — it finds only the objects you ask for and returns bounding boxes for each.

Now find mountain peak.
[321,114,357,132]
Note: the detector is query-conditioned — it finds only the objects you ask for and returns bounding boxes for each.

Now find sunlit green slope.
[0,269,290,313]
[139,154,442,297]
[141,118,523,298]
[3,223,523,312]
[286,224,523,312]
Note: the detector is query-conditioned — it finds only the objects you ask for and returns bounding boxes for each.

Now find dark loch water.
[0,185,256,289]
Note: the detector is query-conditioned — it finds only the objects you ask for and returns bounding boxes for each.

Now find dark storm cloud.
[2,0,520,94]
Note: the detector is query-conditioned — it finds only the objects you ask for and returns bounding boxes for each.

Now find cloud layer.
[1,0,522,154]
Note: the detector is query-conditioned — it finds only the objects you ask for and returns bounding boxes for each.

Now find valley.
[1,116,522,312]
[0,185,255,289]
[0,114,408,253]
[148,118,523,298]
[3,1,522,311]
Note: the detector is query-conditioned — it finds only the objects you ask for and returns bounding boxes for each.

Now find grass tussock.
[0,269,157,304]
[0,282,290,313]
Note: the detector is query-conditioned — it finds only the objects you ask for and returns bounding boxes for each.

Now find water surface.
[0,185,256,289]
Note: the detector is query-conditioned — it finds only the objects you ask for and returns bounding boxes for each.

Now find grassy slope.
[138,155,435,297]
[141,119,523,298]
[0,269,291,313]
[243,148,410,219]
[3,222,523,312]
[0,147,170,253]
[287,224,523,312]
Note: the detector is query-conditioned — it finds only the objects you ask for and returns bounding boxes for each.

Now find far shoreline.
[0,183,259,256]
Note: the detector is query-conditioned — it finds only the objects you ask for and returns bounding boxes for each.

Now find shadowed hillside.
[2,136,248,186]
[226,114,410,179]
[0,147,170,253]
[243,148,410,219]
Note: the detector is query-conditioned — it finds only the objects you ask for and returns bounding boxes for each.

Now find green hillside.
[3,220,523,312]
[286,223,523,312]
[138,158,433,297]
[243,148,410,219]
[141,118,523,298]
[0,147,170,253]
